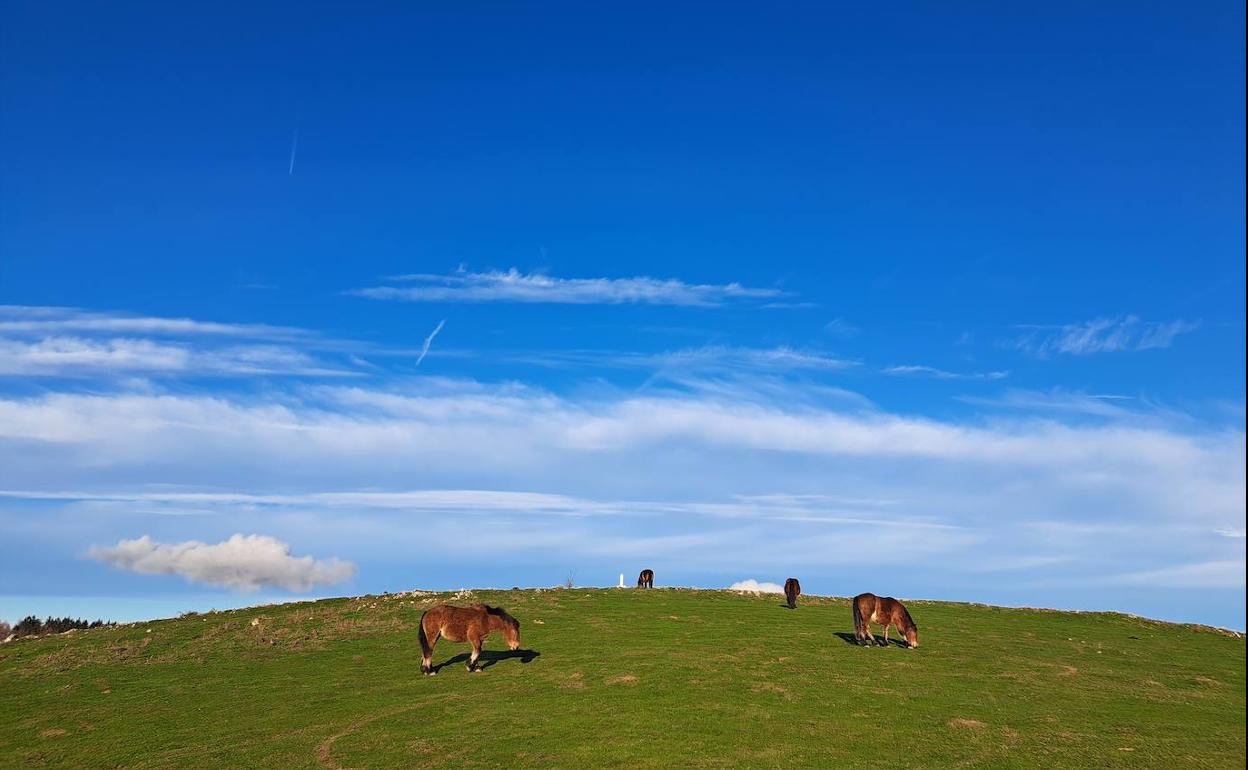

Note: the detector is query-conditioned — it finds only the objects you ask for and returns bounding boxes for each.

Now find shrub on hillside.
[6,615,114,640]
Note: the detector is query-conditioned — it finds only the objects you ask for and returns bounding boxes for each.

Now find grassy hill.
[1,588,1243,769]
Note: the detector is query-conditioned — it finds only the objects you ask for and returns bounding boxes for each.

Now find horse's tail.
[852,595,863,634]
[417,611,432,657]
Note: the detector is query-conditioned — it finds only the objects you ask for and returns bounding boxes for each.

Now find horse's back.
[868,595,907,623]
[423,603,483,627]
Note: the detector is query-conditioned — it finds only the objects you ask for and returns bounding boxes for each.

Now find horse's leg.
[862,621,877,647]
[881,624,890,647]
[467,632,483,673]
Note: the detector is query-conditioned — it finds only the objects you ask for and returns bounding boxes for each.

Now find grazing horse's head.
[503,613,521,650]
[901,610,919,648]
[486,606,522,650]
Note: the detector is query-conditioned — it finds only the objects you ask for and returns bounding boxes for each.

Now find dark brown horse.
[852,593,918,648]
[784,578,801,609]
[637,569,654,589]
[419,603,521,674]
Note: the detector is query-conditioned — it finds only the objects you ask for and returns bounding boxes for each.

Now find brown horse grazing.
[852,593,918,648]
[784,578,801,609]
[419,603,521,674]
[637,569,654,589]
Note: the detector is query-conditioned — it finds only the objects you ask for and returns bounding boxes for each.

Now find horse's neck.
[893,607,912,630]
[484,614,506,632]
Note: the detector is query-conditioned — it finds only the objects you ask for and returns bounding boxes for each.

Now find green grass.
[1,588,1243,769]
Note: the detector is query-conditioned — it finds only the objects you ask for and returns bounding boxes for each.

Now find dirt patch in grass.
[947,718,986,729]
[606,674,638,686]
[752,682,792,699]
[316,700,453,770]
[558,671,586,690]
[39,728,67,738]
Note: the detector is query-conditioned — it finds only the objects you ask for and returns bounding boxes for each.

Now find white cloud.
[824,318,859,337]
[0,488,958,530]
[414,320,445,366]
[88,534,356,591]
[729,579,785,594]
[1106,559,1246,589]
[882,364,1008,380]
[656,346,856,371]
[500,347,860,381]
[0,337,355,377]
[1012,316,1200,356]
[0,337,191,373]
[1,379,1242,600]
[0,307,367,379]
[0,306,306,338]
[347,268,783,307]
[960,389,1137,418]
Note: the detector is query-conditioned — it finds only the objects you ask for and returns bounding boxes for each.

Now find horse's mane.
[477,604,518,625]
[899,604,917,631]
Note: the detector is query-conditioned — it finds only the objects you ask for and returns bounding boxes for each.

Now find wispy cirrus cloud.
[1010,316,1200,356]
[0,337,357,378]
[952,389,1202,427]
[1104,559,1246,589]
[0,488,954,530]
[89,534,355,591]
[0,306,307,339]
[347,268,783,307]
[2,377,1242,620]
[0,307,364,379]
[882,364,1008,381]
[509,345,857,373]
[414,320,446,366]
[823,318,859,337]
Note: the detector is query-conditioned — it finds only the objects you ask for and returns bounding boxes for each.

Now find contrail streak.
[415,319,446,366]
[288,121,299,176]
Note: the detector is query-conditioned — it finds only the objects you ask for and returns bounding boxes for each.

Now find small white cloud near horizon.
[89,534,356,591]
[1012,316,1200,356]
[729,579,785,594]
[347,268,783,307]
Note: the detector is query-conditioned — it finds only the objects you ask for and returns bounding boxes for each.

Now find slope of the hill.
[1,588,1243,769]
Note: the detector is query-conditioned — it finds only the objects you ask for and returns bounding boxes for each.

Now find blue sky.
[1,2,1244,628]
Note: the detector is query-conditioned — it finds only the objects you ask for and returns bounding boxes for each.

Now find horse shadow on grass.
[431,649,540,674]
[833,632,911,649]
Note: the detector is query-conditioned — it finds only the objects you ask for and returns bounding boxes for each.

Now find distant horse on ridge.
[784,578,801,609]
